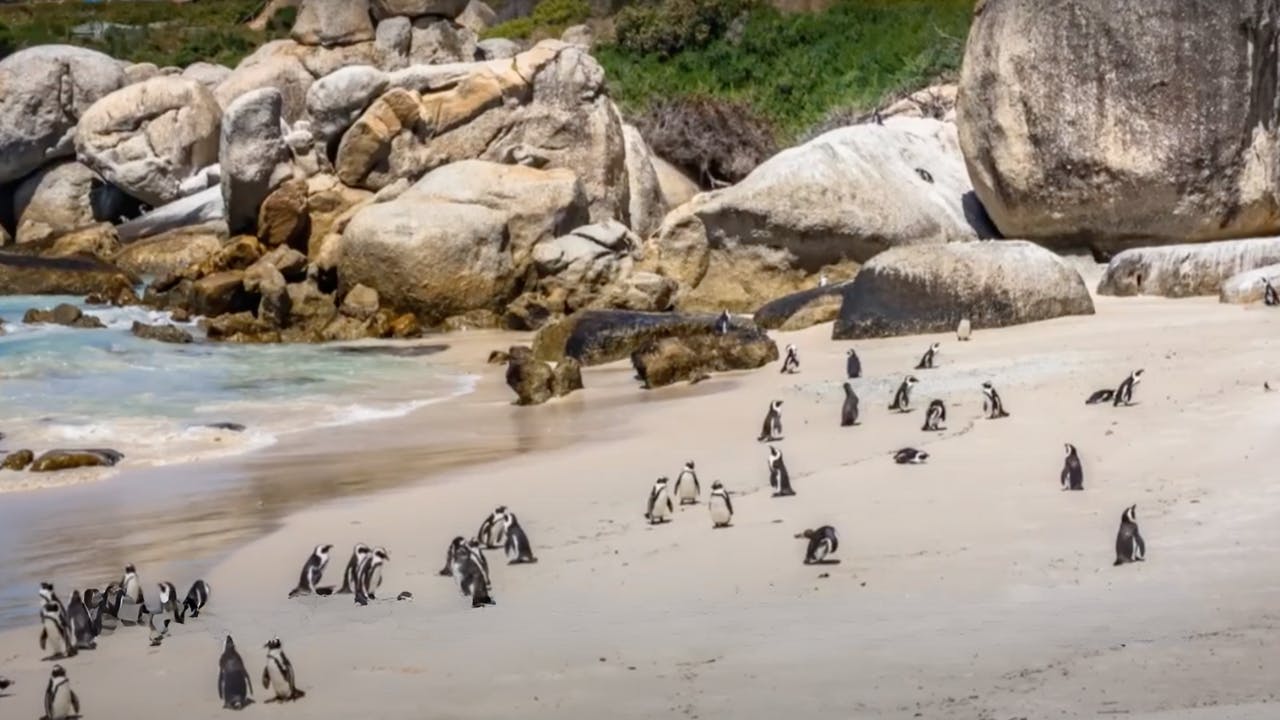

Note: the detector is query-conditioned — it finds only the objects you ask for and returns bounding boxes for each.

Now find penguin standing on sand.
[846,349,862,379]
[767,446,796,497]
[915,342,940,370]
[121,565,145,605]
[262,638,306,703]
[288,544,333,598]
[795,526,839,564]
[1061,444,1084,491]
[889,376,917,412]
[715,310,731,335]
[1263,277,1279,306]
[921,399,946,431]
[982,381,1010,418]
[476,507,508,549]
[757,400,783,441]
[645,477,675,524]
[780,344,800,374]
[354,547,389,605]
[503,513,538,564]
[157,582,184,624]
[439,537,465,577]
[957,317,972,341]
[43,665,79,720]
[338,544,370,594]
[183,580,211,618]
[1113,504,1146,566]
[39,602,75,660]
[674,461,701,505]
[893,448,929,464]
[452,542,495,608]
[708,481,733,528]
[218,636,254,710]
[65,591,96,650]
[840,382,859,427]
[38,583,71,647]
[1114,369,1144,406]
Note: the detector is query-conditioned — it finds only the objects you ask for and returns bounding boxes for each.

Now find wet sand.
[2,296,1280,719]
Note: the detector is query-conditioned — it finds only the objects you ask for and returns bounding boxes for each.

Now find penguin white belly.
[709,497,732,526]
[42,618,69,656]
[676,480,697,504]
[49,684,75,719]
[650,492,672,521]
[811,541,831,563]
[267,659,291,700]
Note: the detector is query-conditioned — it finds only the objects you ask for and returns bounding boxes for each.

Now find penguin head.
[50,665,66,679]
[786,344,796,353]
[1064,443,1076,456]
[374,547,390,562]
[224,635,237,652]
[316,544,333,559]
[711,480,724,490]
[655,476,669,487]
[38,582,55,602]
[450,536,466,549]
[684,461,695,470]
[846,349,855,356]
[906,376,919,385]
[794,529,815,540]
[493,505,508,517]
[502,512,518,528]
[930,342,940,351]
[982,381,993,390]
[265,637,282,650]
[768,446,781,460]
[355,542,371,556]
[771,400,783,410]
[1132,369,1145,381]
[1124,504,1138,523]
[124,564,136,575]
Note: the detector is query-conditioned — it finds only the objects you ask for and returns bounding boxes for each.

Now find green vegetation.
[596,0,973,141]
[483,0,591,41]
[0,0,292,68]
[613,0,755,58]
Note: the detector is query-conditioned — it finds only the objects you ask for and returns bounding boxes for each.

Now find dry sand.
[2,293,1280,719]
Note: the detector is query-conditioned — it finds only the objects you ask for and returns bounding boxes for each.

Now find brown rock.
[191,271,254,317]
[202,311,281,343]
[0,254,136,297]
[2,449,35,471]
[44,223,120,261]
[505,346,556,406]
[23,303,106,329]
[185,236,264,281]
[532,309,765,365]
[257,178,311,249]
[257,245,309,280]
[630,331,779,389]
[286,280,337,326]
[29,448,124,472]
[389,312,421,338]
[130,321,194,344]
[306,175,373,256]
[112,223,226,278]
[320,314,371,341]
[340,283,379,320]
[334,88,424,189]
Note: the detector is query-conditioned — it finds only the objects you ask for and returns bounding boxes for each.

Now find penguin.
[795,526,839,564]
[645,477,675,524]
[38,583,71,646]
[767,445,796,497]
[708,481,733,528]
[337,543,370,594]
[121,564,144,605]
[0,675,11,694]
[354,547,389,605]
[288,544,333,598]
[218,635,254,710]
[39,602,75,660]
[956,317,972,341]
[1085,389,1115,405]
[262,637,306,703]
[64,591,96,650]
[674,461,701,505]
[157,581,184,624]
[982,381,1010,418]
[42,665,79,720]
[757,400,783,442]
[183,580,211,618]
[476,507,508,549]
[845,348,862,379]
[840,382,859,427]
[921,399,946,431]
[1061,443,1084,491]
[780,344,800,374]
[1263,277,1279,306]
[147,614,171,647]
[466,538,491,578]
[439,536,465,577]
[1114,369,1144,407]
[889,375,917,412]
[98,584,122,632]
[458,552,496,608]
[504,513,538,564]
[893,447,929,464]
[915,342,940,370]
[82,589,106,637]
[714,310,731,335]
[1113,504,1146,566]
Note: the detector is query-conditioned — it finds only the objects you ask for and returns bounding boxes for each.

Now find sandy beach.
[3,291,1280,719]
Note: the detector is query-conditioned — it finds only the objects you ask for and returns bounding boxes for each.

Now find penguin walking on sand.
[1061,444,1084,491]
[795,526,839,564]
[354,547,389,605]
[889,376,917,412]
[915,342,940,370]
[1085,388,1115,405]
[218,636,254,710]
[439,537,465,577]
[452,540,496,608]
[1263,277,1279,306]
[708,481,733,528]
[337,544,370,594]
[957,317,972,341]
[147,614,171,647]
[1113,369,1144,407]
[846,348,862,379]
[893,447,929,464]
[288,544,333,598]
[121,564,144,606]
[646,477,675,524]
[767,446,796,497]
[674,461,701,505]
[503,513,538,564]
[43,665,79,720]
[840,382,859,427]
[982,381,1010,418]
[65,591,96,650]
[39,602,75,661]
[183,580,211,618]
[757,400,783,441]
[780,344,800,374]
[157,582,184,624]
[476,507,508,549]
[38,584,71,648]
[1113,504,1146,566]
[262,638,305,703]
[921,399,946,431]
[715,310,731,335]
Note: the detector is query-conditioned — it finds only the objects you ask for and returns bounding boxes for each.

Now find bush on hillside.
[636,95,777,186]
[614,0,756,57]
[484,0,592,39]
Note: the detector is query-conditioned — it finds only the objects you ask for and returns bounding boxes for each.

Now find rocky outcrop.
[112,223,226,277]
[29,449,125,472]
[12,162,127,244]
[0,254,136,297]
[406,18,477,65]
[220,89,293,234]
[753,281,850,331]
[652,156,699,209]
[881,83,956,122]
[75,76,222,206]
[458,0,496,33]
[372,0,470,20]
[504,345,582,405]
[631,330,778,388]
[833,241,1095,339]
[645,118,992,312]
[1097,238,1280,298]
[214,40,316,123]
[22,303,105,329]
[0,46,126,184]
[292,0,377,47]
[621,124,666,240]
[44,223,120,261]
[958,0,1280,250]
[2,450,35,471]
[131,321,194,344]
[533,309,765,365]
[1220,264,1280,304]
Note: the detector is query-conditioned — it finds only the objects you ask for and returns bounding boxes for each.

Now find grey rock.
[305,66,390,148]
[182,62,233,90]
[1098,238,1280,298]
[12,161,127,244]
[115,187,225,243]
[220,89,293,234]
[476,37,521,60]
[371,0,470,20]
[292,0,376,47]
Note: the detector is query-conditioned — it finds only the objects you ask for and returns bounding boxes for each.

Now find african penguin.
[0,675,11,693]
[182,580,210,619]
[840,382,859,427]
[645,477,675,524]
[757,400,783,442]
[889,376,918,412]
[780,344,800,374]
[1263,277,1279,306]
[439,536,466,577]
[288,544,333,598]
[982,381,1010,418]
[921,399,946,431]
[1061,444,1084,491]
[795,526,839,564]
[767,445,796,497]
[262,638,306,702]
[956,317,972,341]
[460,552,496,608]
[467,538,491,579]
[39,602,75,660]
[43,665,79,720]
[1113,504,1146,566]
[38,583,71,646]
[503,513,538,564]
[1085,388,1115,405]
[476,506,509,549]
[1114,369,1144,407]
[708,481,733,528]
[714,310,731,335]
[157,581,184,624]
[121,564,144,605]
[674,461,701,505]
[65,591,96,650]
[915,342,940,370]
[337,543,371,594]
[846,348,862,379]
[354,547,389,605]
[218,635,254,710]
[147,614,171,647]
[893,448,928,464]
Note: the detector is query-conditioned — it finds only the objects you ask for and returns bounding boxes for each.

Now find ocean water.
[0,295,474,492]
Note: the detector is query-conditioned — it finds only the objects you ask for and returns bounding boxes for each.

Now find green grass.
[596,0,973,141]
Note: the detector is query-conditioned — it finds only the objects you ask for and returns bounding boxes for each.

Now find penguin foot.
[314,586,334,597]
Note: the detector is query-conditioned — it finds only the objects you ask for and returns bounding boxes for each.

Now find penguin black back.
[921,399,946,431]
[768,446,795,496]
[218,635,254,709]
[840,382,859,427]
[1061,443,1083,491]
[795,526,839,564]
[1113,504,1146,566]
[845,349,861,379]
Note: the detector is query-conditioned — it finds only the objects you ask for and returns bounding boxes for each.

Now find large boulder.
[75,76,222,206]
[407,18,477,65]
[182,62,233,90]
[29,449,124,472]
[833,241,1095,339]
[753,281,851,331]
[504,345,581,405]
[305,66,391,148]
[23,303,106,329]
[292,0,376,47]
[220,89,294,234]
[336,160,587,324]
[112,223,226,278]
[1097,238,1280,298]
[372,0,469,20]
[214,41,316,123]
[532,309,763,365]
[646,118,992,312]
[115,187,225,242]
[958,0,1280,251]
[0,254,136,297]
[621,124,667,239]
[1220,264,1280,304]
[0,46,126,184]
[631,330,778,388]
[44,223,120,261]
[12,162,127,244]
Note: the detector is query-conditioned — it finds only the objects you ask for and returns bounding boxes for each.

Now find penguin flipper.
[262,668,271,690]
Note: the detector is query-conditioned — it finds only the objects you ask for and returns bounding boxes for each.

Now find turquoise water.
[0,296,472,491]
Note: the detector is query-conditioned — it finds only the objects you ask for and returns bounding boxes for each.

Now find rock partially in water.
[1098,238,1280,298]
[130,321,194,344]
[0,253,137,297]
[29,449,125,473]
[754,282,851,331]
[2,449,34,471]
[533,309,762,366]
[191,271,254,317]
[204,422,246,432]
[23,303,106,329]
[203,311,282,343]
[505,346,582,405]
[112,222,226,278]
[331,344,446,358]
[631,330,779,388]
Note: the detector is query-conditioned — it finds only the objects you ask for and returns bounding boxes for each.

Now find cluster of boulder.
[1,448,124,473]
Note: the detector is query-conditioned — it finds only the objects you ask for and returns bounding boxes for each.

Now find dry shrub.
[635,95,778,187]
